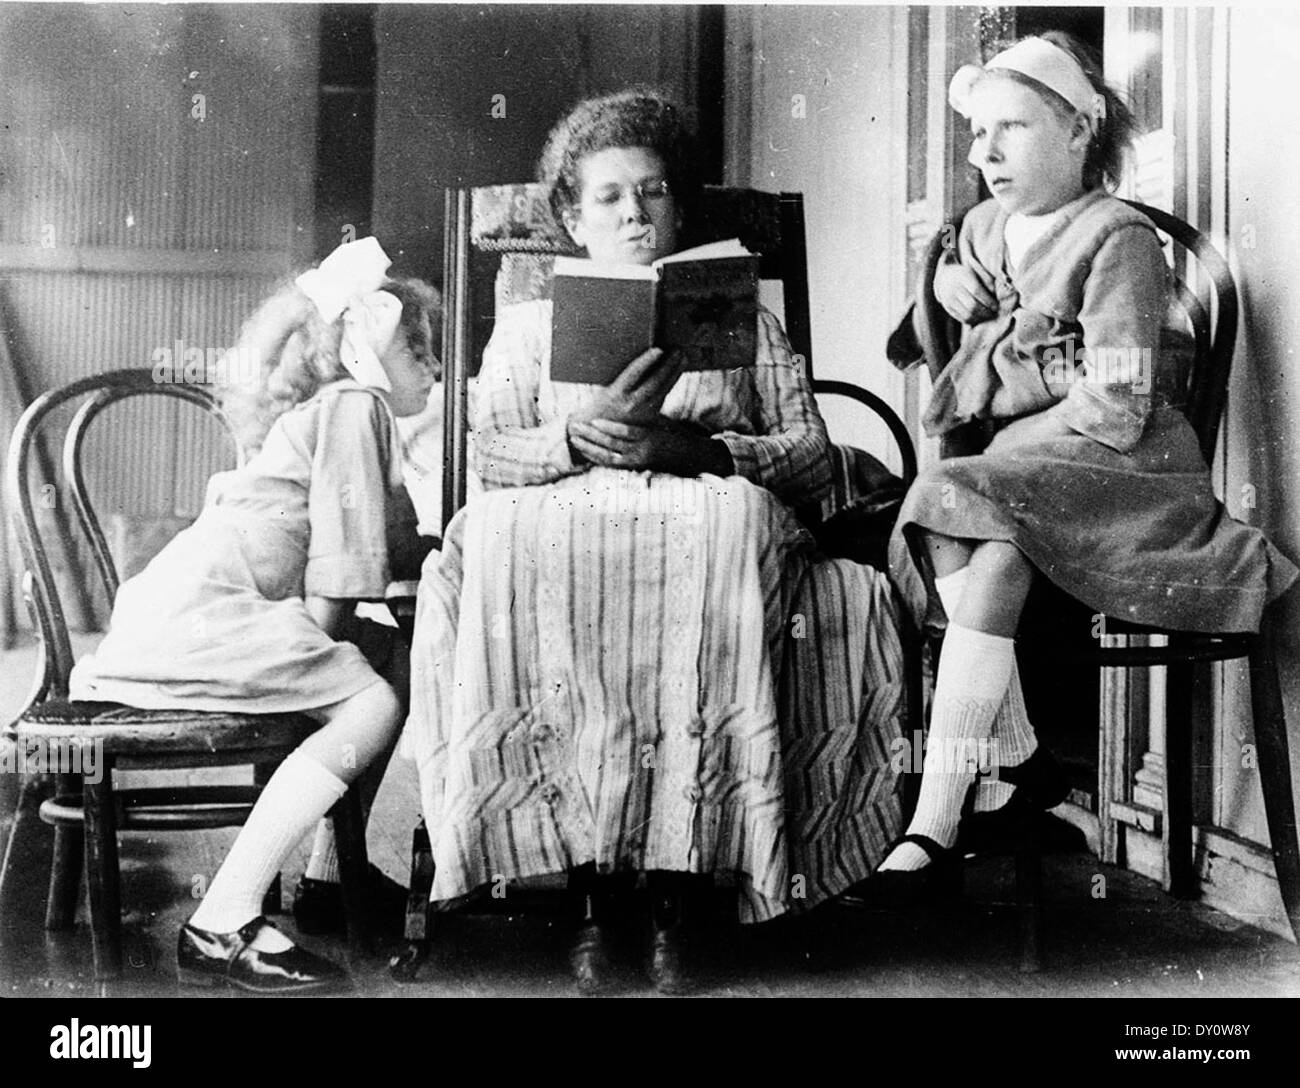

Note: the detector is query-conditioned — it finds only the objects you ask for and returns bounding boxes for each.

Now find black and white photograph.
[0,0,1296,1055]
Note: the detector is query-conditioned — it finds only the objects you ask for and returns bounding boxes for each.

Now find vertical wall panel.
[371,5,706,282]
[721,5,908,468]
[0,4,319,631]
[1226,8,1300,844]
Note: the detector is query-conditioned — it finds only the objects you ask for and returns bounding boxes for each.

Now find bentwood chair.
[910,200,1300,967]
[385,183,920,980]
[2,369,371,979]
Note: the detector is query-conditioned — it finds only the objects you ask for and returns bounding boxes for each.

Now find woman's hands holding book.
[567,346,686,427]
[565,345,719,473]
[568,416,734,478]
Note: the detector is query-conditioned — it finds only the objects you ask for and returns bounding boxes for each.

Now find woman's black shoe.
[646,883,695,994]
[646,923,693,994]
[569,921,614,995]
[567,866,630,994]
[177,917,349,994]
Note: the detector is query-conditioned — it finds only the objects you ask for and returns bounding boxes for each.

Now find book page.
[654,238,753,267]
[552,255,655,281]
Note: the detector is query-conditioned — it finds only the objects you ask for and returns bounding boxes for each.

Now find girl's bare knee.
[311,679,401,728]
[974,540,1028,572]
[353,679,402,726]
[924,530,974,578]
[970,541,1034,595]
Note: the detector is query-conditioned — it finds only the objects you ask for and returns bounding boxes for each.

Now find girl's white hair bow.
[296,236,401,392]
[949,37,1106,137]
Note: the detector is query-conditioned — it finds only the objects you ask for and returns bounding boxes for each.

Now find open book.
[549,239,760,385]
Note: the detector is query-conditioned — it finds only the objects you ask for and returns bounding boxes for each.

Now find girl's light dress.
[891,190,1298,631]
[70,382,405,712]
[403,302,906,922]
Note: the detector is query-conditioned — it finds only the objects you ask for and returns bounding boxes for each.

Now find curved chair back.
[916,200,1239,467]
[4,369,241,706]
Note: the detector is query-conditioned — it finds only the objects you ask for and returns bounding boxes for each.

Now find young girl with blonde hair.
[879,33,1297,886]
[70,239,439,991]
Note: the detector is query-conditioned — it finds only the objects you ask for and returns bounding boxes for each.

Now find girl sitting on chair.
[69,239,440,992]
[878,32,1297,890]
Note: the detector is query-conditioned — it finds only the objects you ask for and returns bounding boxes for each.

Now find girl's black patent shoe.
[177,917,349,994]
[839,833,962,910]
[994,746,1070,809]
[959,747,1070,852]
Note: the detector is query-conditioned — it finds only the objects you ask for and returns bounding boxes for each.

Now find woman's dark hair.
[537,88,702,235]
[1036,31,1139,192]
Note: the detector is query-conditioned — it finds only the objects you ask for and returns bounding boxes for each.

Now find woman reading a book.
[402,89,906,993]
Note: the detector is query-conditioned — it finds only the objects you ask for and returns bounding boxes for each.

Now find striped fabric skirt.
[402,468,905,922]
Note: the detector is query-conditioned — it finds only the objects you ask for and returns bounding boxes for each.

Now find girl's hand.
[568,347,687,426]
[567,417,733,478]
[987,407,1076,452]
[934,261,997,324]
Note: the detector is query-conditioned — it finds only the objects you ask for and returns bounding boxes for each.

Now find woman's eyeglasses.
[591,179,671,208]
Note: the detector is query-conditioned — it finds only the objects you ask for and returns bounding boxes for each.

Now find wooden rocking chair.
[385,182,920,980]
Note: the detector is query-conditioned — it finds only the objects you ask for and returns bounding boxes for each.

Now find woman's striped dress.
[402,301,905,921]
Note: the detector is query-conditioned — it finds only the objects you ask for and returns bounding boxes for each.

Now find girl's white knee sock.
[933,566,1038,813]
[189,751,348,951]
[880,622,1015,871]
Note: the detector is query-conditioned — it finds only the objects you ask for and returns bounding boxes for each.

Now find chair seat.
[39,783,265,831]
[1013,581,1257,664]
[1018,618,1256,667]
[1088,614,1255,642]
[10,699,319,758]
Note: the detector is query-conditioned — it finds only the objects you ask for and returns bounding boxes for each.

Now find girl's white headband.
[949,37,1106,134]
[296,236,401,392]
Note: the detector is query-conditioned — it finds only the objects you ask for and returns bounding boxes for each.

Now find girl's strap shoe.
[959,747,1070,852]
[838,833,963,910]
[177,916,350,994]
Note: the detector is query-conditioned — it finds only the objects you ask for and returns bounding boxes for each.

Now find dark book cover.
[549,274,656,386]
[548,243,759,384]
[655,255,759,372]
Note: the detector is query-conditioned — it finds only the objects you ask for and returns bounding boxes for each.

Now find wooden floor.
[4,633,1299,999]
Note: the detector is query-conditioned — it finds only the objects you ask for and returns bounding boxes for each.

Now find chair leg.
[44,774,83,930]
[82,769,122,980]
[331,786,370,959]
[1248,613,1300,942]
[390,819,435,982]
[1163,660,1196,898]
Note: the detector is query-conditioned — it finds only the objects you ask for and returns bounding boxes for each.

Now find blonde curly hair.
[217,276,440,456]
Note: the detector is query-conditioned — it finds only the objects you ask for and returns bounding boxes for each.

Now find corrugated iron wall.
[1,4,318,631]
